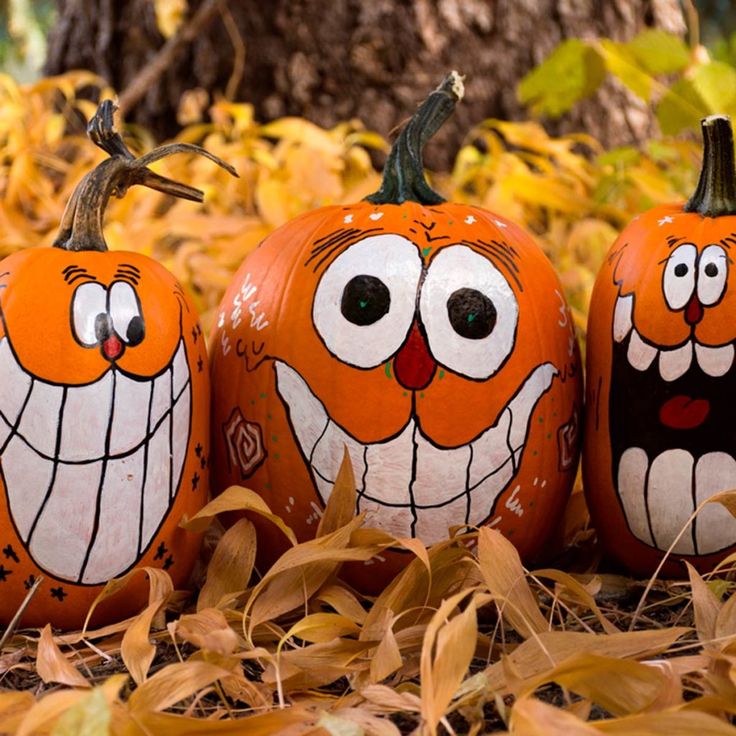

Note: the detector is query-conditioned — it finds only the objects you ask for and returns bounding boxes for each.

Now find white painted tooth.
[150,369,172,430]
[171,385,191,499]
[507,362,557,451]
[467,457,515,530]
[627,330,657,371]
[0,337,30,426]
[362,421,414,503]
[109,373,152,456]
[28,461,102,581]
[613,294,634,342]
[356,497,415,538]
[694,452,736,555]
[658,341,692,382]
[2,436,54,540]
[617,447,654,546]
[647,449,695,554]
[311,420,366,502]
[140,413,171,550]
[695,343,734,378]
[275,361,329,463]
[0,411,10,451]
[81,452,143,584]
[59,372,112,461]
[469,408,511,488]
[16,381,64,458]
[172,341,189,397]
[412,430,471,545]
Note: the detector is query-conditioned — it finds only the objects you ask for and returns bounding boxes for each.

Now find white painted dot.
[369,212,384,221]
[494,219,508,228]
[658,216,674,227]
[343,214,354,224]
[464,215,476,225]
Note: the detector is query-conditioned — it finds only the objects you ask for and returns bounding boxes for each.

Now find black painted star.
[50,586,67,601]
[154,542,168,561]
[23,574,36,590]
[200,455,207,469]
[195,443,203,457]
[191,471,200,491]
[2,544,19,563]
[163,555,175,571]
[191,326,199,343]
[0,565,11,582]
[197,355,204,373]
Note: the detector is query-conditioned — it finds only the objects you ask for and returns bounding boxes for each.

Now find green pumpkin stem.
[684,114,736,217]
[54,100,238,252]
[366,71,464,206]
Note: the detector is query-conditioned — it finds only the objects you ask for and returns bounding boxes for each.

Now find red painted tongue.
[394,322,436,391]
[659,395,710,430]
[102,334,123,360]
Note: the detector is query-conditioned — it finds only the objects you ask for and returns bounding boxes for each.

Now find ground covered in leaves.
[1,74,736,734]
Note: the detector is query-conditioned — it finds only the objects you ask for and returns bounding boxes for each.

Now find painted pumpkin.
[585,115,736,576]
[210,73,582,589]
[0,102,235,629]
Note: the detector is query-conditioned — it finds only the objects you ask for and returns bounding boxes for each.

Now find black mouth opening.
[611,334,736,466]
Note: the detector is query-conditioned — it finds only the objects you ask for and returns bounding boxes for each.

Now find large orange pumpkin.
[210,74,582,589]
[0,102,235,629]
[585,115,736,576]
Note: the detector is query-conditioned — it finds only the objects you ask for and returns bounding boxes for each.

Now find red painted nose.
[102,334,124,361]
[685,293,704,326]
[393,321,436,391]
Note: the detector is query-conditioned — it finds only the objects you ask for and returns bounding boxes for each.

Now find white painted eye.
[698,244,728,306]
[663,243,697,310]
[313,235,423,368]
[109,281,145,346]
[419,245,518,379]
[72,282,108,347]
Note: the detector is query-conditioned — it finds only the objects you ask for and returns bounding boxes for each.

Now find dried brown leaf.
[175,608,240,654]
[121,599,163,686]
[478,527,548,638]
[687,562,723,643]
[317,446,357,537]
[197,517,257,611]
[36,624,90,688]
[510,696,600,735]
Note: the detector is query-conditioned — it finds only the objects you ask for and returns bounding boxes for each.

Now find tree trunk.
[45,0,685,169]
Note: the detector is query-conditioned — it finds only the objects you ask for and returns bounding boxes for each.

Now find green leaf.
[51,689,110,736]
[597,146,641,167]
[656,78,708,135]
[518,39,605,117]
[690,61,736,114]
[626,29,690,75]
[597,39,654,101]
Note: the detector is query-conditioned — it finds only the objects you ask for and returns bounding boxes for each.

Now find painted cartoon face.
[211,202,581,579]
[585,207,736,573]
[0,250,192,585]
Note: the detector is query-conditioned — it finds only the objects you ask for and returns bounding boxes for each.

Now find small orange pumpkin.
[210,74,582,589]
[0,102,236,628]
[585,115,736,576]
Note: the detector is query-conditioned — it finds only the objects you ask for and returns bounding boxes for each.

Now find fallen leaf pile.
[1,72,735,734]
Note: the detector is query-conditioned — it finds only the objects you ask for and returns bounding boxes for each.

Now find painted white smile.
[614,293,735,378]
[275,360,556,543]
[614,293,736,554]
[0,336,191,584]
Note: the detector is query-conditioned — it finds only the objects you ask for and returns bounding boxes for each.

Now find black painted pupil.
[127,316,145,346]
[674,263,688,277]
[705,262,719,277]
[341,275,390,326]
[94,312,113,342]
[447,288,496,340]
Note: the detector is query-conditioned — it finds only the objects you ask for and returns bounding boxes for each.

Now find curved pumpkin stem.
[366,71,464,206]
[684,114,736,217]
[54,99,238,252]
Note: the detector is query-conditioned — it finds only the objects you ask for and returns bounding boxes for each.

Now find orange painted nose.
[394,321,436,391]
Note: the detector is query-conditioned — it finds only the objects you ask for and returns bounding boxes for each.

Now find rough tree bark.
[45,0,685,168]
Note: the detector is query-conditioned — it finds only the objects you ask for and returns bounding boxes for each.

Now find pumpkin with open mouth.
[585,115,736,575]
[0,102,236,628]
[210,74,582,588]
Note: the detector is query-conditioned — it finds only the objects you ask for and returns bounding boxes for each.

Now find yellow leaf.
[197,517,257,611]
[318,447,357,537]
[478,527,548,638]
[281,612,361,646]
[36,625,90,689]
[51,688,110,736]
[154,0,187,38]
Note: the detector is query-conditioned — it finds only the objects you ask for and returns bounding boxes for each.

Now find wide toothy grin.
[611,293,736,554]
[0,336,191,584]
[275,360,556,543]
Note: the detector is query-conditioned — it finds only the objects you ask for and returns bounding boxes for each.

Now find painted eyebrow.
[305,227,385,272]
[460,239,523,292]
[62,265,98,285]
[113,269,141,285]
